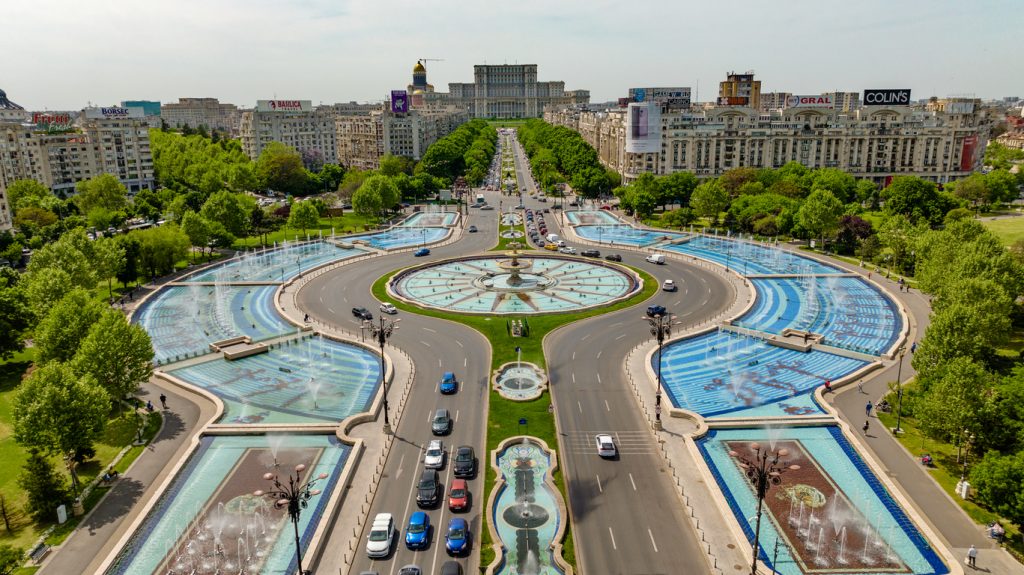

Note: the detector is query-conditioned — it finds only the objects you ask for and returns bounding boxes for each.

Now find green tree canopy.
[881,176,960,226]
[18,449,71,522]
[970,450,1024,527]
[796,188,843,245]
[180,210,211,261]
[22,267,72,322]
[74,173,128,215]
[13,362,110,457]
[26,228,97,290]
[689,180,729,224]
[6,179,56,213]
[288,200,320,235]
[255,142,310,195]
[92,236,126,299]
[199,190,248,237]
[72,309,154,400]
[33,290,106,363]
[0,274,29,360]
[134,224,190,279]
[660,172,699,207]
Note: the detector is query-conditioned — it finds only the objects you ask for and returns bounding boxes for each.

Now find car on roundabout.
[445,518,470,555]
[379,303,397,314]
[605,254,622,262]
[596,434,617,458]
[439,371,458,394]
[468,225,477,233]
[581,249,600,258]
[558,247,576,255]
[662,279,677,292]
[352,307,373,321]
[414,248,431,257]
[405,512,431,549]
[646,304,667,317]
[544,243,558,251]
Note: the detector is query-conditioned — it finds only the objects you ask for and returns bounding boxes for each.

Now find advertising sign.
[32,112,74,133]
[945,101,975,114]
[717,96,749,106]
[960,135,979,171]
[625,101,661,154]
[390,90,409,113]
[84,107,144,119]
[787,95,834,108]
[863,89,911,106]
[255,100,312,113]
[629,87,691,109]
[617,97,631,108]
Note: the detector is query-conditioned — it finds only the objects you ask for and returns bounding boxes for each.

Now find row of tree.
[517,119,619,197]
[417,119,497,186]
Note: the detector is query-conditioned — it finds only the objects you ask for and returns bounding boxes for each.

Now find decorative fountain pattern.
[105,434,350,575]
[573,225,685,247]
[563,210,619,225]
[660,235,843,276]
[494,362,547,400]
[400,211,458,227]
[491,439,565,575]
[391,255,639,314]
[698,426,948,575]
[181,241,365,283]
[348,226,449,250]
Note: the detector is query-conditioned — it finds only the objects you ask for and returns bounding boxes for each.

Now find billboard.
[960,135,979,171]
[787,95,833,108]
[717,96,749,106]
[84,107,144,119]
[617,97,631,108]
[390,90,409,113]
[625,101,661,154]
[255,100,312,113]
[121,100,161,116]
[629,87,691,109]
[863,89,911,106]
[32,112,75,133]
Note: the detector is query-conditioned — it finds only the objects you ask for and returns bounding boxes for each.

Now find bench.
[29,543,50,564]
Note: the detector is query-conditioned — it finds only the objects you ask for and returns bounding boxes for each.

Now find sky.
[2,0,1021,110]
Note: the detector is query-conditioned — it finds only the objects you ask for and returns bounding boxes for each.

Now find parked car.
[646,305,667,317]
[581,249,600,258]
[595,434,617,458]
[416,469,441,507]
[480,205,494,211]
[424,440,446,469]
[366,513,395,558]
[445,518,470,555]
[468,225,478,233]
[662,279,677,292]
[431,408,452,435]
[352,307,373,321]
[439,372,458,394]
[405,511,431,549]
[414,248,431,257]
[448,478,469,511]
[453,446,476,478]
[380,303,398,314]
[604,254,622,262]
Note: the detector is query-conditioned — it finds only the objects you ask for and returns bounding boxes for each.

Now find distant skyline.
[2,0,1021,110]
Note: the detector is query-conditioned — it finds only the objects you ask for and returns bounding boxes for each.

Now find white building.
[336,105,470,170]
[240,100,340,164]
[161,97,241,134]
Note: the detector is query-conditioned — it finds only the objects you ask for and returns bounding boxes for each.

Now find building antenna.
[695,80,698,104]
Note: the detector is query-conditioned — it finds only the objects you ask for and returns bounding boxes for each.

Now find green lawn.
[981,216,1024,246]
[233,214,381,248]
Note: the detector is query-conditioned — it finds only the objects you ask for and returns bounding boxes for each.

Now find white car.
[366,512,394,558]
[595,434,617,458]
[558,247,576,255]
[380,303,398,314]
[662,279,677,292]
[424,440,445,469]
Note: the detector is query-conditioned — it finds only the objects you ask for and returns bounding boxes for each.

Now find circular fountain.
[494,362,547,401]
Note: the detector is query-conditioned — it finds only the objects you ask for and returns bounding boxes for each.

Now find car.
[439,561,463,575]
[414,248,431,257]
[352,307,373,321]
[543,208,550,213]
[596,434,617,458]
[379,303,398,314]
[448,478,469,511]
[445,518,470,555]
[544,243,559,251]
[538,196,547,202]
[581,249,600,258]
[468,225,477,233]
[569,200,579,206]
[424,440,445,469]
[416,469,441,507]
[366,513,395,558]
[552,204,562,210]
[341,203,353,209]
[453,446,476,478]
[605,254,622,262]
[431,408,452,435]
[558,247,576,255]
[662,279,677,292]
[514,204,525,210]
[646,305,667,317]
[405,511,431,549]
[439,372,458,394]
[600,205,613,210]
[646,254,666,265]
[480,205,494,210]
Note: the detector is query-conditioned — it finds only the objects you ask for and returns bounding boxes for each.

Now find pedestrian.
[146,400,154,412]
[857,379,864,393]
[967,544,977,568]
[159,393,168,409]
[863,420,870,434]
[866,401,873,417]
[911,342,917,354]
[867,271,872,280]
[824,379,832,393]
[304,313,310,322]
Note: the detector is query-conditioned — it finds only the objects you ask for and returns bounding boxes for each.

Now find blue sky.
[2,0,1020,110]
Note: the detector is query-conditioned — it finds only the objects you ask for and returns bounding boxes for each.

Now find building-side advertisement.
[390,90,409,113]
[626,101,661,154]
[84,107,145,119]
[32,112,75,133]
[787,95,833,108]
[255,100,313,113]
[863,89,911,106]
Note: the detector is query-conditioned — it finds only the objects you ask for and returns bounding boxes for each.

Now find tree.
[689,180,729,225]
[628,188,658,220]
[92,236,125,299]
[6,179,53,213]
[912,301,1010,373]
[22,267,72,323]
[115,234,141,287]
[379,154,414,177]
[228,163,259,193]
[135,225,190,279]
[949,173,989,209]
[660,172,698,207]
[914,357,992,443]
[881,176,959,226]
[199,190,248,237]
[255,142,309,195]
[796,189,843,246]
[18,449,71,523]
[14,207,58,230]
[570,166,611,199]
[288,200,320,236]
[876,214,926,275]
[808,168,857,203]
[660,208,696,229]
[355,175,400,216]
[25,229,97,290]
[834,215,873,255]
[13,362,110,459]
[719,167,759,197]
[73,173,128,215]
[33,290,106,363]
[180,211,211,262]
[0,276,29,360]
[971,451,1024,527]
[72,310,154,400]
[855,180,880,208]
[0,544,22,575]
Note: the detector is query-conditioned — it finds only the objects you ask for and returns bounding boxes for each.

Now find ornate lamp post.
[728,443,800,575]
[643,311,678,431]
[893,346,907,434]
[370,316,400,434]
[254,464,330,575]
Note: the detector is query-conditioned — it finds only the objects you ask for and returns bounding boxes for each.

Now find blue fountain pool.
[661,236,842,276]
[564,210,620,225]
[400,212,457,227]
[181,242,365,283]
[350,226,449,250]
[574,225,685,247]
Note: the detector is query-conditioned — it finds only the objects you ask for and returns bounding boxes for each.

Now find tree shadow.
[80,477,146,533]
[151,410,186,445]
[564,474,603,523]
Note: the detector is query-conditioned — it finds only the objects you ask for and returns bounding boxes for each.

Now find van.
[366,513,395,558]
[546,233,560,244]
[646,254,666,265]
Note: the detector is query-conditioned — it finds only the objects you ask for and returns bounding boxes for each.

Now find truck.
[546,233,561,244]
[646,254,666,265]
[475,193,485,205]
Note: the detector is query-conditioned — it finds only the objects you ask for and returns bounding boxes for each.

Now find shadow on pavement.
[151,410,186,445]
[83,477,146,533]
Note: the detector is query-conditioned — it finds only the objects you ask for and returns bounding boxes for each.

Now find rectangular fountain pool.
[573,225,685,247]
[564,210,620,225]
[698,426,947,575]
[350,226,449,250]
[400,212,458,227]
[181,242,365,283]
[661,236,842,276]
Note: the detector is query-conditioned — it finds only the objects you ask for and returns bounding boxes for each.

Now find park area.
[981,214,1024,246]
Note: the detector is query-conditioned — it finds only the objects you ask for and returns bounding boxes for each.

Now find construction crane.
[418,58,444,67]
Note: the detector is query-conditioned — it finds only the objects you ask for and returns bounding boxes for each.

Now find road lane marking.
[609,527,617,550]
[319,296,324,303]
[430,446,456,573]
[596,474,603,493]
[604,400,610,412]
[423,327,437,333]
[596,351,602,359]
[328,307,335,313]
[572,351,576,360]
[615,334,626,340]
[597,373,601,384]
[577,401,583,413]
[572,372,576,383]
[648,528,659,552]
[609,321,622,328]
[395,453,407,479]
[420,340,431,347]
[464,357,467,367]
[581,334,590,341]
[455,339,463,348]
[455,410,460,422]
[629,473,637,491]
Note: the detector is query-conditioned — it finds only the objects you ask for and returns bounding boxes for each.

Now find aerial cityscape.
[0,2,1023,575]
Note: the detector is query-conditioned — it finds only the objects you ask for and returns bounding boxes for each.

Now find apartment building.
[161,97,242,134]
[336,106,470,170]
[239,100,341,163]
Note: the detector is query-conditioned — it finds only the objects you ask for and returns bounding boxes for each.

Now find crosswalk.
[563,430,660,455]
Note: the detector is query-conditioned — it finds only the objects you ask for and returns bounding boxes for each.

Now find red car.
[448,478,469,511]
[600,205,613,210]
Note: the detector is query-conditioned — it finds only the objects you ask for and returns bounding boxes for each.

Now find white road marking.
[615,334,626,340]
[420,340,431,347]
[596,474,603,493]
[577,401,583,413]
[597,351,602,359]
[455,339,463,348]
[629,473,637,491]
[464,357,467,367]
[609,321,622,328]
[604,400,610,412]
[572,372,576,383]
[609,527,618,550]
[319,296,324,303]
[423,327,437,333]
[572,351,576,360]
[455,410,460,422]
[438,358,442,367]
[581,334,591,341]
[597,373,602,384]
[395,453,407,479]
[327,307,335,313]
[648,528,659,552]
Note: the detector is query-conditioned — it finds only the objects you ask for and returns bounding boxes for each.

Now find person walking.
[159,393,168,409]
[967,544,977,568]
[863,420,870,434]
[857,379,865,393]
[824,379,832,393]
[866,401,873,417]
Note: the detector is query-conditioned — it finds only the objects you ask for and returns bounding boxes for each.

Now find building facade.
[546,98,990,185]
[239,101,340,164]
[336,106,470,170]
[719,72,761,109]
[161,98,242,134]
[444,65,589,119]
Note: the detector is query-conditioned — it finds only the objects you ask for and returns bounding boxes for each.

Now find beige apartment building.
[239,101,343,164]
[161,98,241,134]
[546,98,990,185]
[336,106,469,170]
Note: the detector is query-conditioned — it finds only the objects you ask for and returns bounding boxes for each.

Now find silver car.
[424,440,445,469]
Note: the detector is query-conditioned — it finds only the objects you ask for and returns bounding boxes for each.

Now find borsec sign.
[863,89,911,106]
[787,95,833,108]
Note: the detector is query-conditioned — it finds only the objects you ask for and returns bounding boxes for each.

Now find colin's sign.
[863,89,912,106]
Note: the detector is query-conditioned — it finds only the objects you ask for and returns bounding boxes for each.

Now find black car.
[468,225,478,233]
[416,469,441,508]
[604,254,622,262]
[646,305,667,317]
[453,446,476,478]
[439,561,463,575]
[352,307,373,321]
[581,249,600,258]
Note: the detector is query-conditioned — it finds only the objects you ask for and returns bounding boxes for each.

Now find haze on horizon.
[2,0,1020,110]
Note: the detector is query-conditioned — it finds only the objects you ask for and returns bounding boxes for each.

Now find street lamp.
[642,311,678,431]
[893,346,907,434]
[728,443,800,575]
[254,464,329,575]
[370,316,400,434]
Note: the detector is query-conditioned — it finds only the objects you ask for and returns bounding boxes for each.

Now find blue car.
[414,248,431,257]
[405,511,431,549]
[445,517,469,555]
[439,372,458,394]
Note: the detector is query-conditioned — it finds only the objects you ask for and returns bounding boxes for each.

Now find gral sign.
[787,95,833,108]
[863,89,911,106]
[625,101,661,154]
[390,90,409,113]
[84,106,144,119]
[256,100,312,113]
[32,112,75,133]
